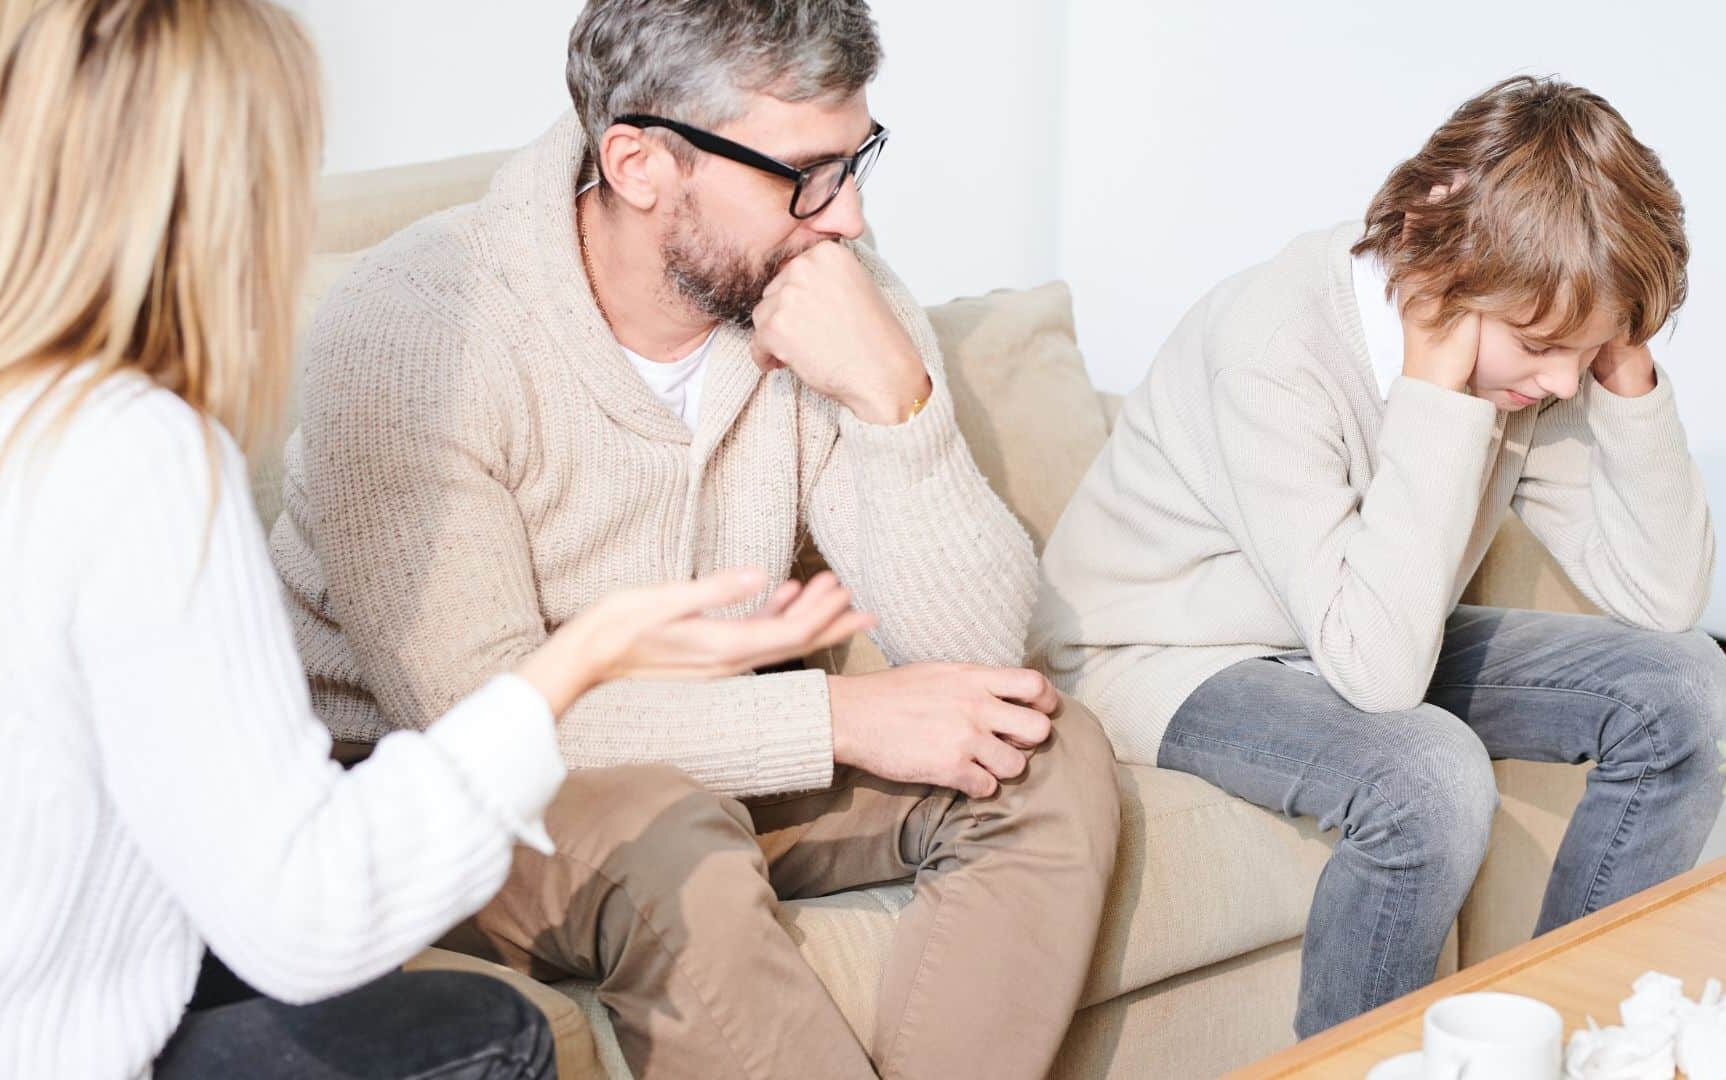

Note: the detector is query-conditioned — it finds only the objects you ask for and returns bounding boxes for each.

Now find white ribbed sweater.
[0,372,564,1079]
[270,111,1036,797]
[1031,222,1715,764]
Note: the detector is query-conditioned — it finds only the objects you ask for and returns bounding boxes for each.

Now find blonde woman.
[0,2,870,1077]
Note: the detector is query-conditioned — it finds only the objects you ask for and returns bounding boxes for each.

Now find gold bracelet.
[906,395,928,422]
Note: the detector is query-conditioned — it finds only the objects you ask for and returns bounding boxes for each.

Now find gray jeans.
[1159,606,1726,1038]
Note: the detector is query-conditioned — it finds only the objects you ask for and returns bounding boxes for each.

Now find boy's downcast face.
[1470,303,1623,412]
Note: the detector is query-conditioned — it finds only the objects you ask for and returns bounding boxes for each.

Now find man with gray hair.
[272,0,1121,1075]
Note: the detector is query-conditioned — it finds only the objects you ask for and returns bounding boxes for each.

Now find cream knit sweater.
[1030,222,1715,765]
[271,113,1035,798]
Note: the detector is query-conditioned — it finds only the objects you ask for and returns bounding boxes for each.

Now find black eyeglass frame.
[613,114,889,220]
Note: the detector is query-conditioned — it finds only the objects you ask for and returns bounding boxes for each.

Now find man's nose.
[805,174,865,241]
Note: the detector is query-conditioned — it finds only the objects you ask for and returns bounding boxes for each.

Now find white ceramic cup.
[1422,992,1563,1080]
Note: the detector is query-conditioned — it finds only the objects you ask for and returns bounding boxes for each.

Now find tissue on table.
[1567,1020,1676,1080]
[1563,972,1726,1080]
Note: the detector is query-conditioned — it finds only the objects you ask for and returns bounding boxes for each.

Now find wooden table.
[1228,858,1726,1078]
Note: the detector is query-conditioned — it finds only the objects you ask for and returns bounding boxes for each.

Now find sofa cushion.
[926,281,1110,553]
[1460,514,1599,616]
[314,150,512,256]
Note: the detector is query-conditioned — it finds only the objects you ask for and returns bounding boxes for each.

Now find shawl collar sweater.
[272,112,1035,797]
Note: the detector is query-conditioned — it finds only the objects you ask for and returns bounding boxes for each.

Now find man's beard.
[660,191,806,328]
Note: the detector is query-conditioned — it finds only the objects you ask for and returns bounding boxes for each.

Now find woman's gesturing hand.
[515,568,874,715]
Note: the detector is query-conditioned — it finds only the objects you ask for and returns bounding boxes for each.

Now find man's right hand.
[828,664,1059,799]
[1400,297,1481,394]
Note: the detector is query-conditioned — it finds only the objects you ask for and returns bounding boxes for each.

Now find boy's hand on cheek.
[1592,333,1658,398]
[1399,299,1480,395]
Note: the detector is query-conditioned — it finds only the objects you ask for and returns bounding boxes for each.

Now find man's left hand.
[750,242,932,424]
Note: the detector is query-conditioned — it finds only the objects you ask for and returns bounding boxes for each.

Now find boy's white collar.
[1349,251,1405,401]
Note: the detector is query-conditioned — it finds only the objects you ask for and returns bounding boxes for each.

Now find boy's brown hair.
[1353,75,1687,345]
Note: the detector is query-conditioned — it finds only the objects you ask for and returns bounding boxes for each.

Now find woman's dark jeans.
[155,955,554,1079]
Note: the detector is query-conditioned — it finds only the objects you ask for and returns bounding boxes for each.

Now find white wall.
[1057,0,1726,634]
[863,0,1067,303]
[286,0,573,174]
[1057,0,1726,399]
[285,0,1068,307]
[290,0,1726,635]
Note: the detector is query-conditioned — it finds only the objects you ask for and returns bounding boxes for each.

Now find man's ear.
[598,123,666,212]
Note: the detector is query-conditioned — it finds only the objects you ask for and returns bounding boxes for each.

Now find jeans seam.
[1581,764,1649,915]
[1165,729,1414,794]
[402,1041,540,1080]
[1427,682,1670,770]
[1425,678,1695,929]
[1164,730,1423,1016]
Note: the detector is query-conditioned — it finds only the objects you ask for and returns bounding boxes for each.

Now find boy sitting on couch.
[1032,75,1725,1037]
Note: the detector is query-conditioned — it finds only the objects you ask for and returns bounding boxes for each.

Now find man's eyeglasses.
[614,114,888,220]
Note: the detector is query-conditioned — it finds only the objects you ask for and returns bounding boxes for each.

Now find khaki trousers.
[460,695,1121,1080]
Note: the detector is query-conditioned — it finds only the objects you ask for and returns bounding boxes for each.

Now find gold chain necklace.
[576,190,612,328]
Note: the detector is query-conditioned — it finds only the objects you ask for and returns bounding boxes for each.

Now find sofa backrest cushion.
[928,281,1109,553]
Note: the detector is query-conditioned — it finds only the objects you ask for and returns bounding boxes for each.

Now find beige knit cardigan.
[270,112,1035,798]
[1030,222,1715,764]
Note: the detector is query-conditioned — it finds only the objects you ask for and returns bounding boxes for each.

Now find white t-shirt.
[577,177,715,433]
[623,331,715,433]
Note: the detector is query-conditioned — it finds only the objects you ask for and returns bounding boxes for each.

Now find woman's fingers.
[595,569,870,682]
[642,567,767,622]
[753,578,803,618]
[725,579,867,668]
[806,610,875,653]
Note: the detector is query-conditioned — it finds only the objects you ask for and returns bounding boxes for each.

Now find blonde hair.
[0,0,321,477]
[1353,75,1687,345]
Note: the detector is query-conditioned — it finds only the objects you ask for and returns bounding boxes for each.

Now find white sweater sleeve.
[66,391,564,1006]
[1513,368,1715,631]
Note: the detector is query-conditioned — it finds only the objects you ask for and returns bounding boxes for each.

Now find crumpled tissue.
[1565,972,1726,1080]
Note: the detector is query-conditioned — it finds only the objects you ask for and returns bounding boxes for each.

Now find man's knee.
[1006,694,1123,866]
[542,763,758,870]
[520,764,767,931]
[475,764,772,979]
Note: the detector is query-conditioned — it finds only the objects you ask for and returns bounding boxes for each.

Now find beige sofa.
[265,150,1598,1079]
